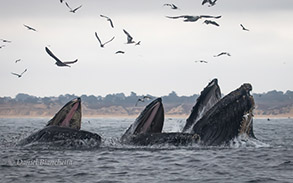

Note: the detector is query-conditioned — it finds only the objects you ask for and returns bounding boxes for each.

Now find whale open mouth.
[46,97,82,130]
[183,78,222,133]
[121,98,164,141]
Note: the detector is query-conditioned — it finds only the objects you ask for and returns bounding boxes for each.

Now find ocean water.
[0,117,293,183]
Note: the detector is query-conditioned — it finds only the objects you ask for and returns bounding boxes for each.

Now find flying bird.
[15,59,21,63]
[0,39,12,43]
[115,51,125,54]
[45,47,78,67]
[166,15,221,22]
[95,32,115,48]
[65,2,82,13]
[0,45,5,49]
[100,15,114,28]
[11,69,27,78]
[203,20,219,26]
[135,96,153,106]
[202,0,217,6]
[163,4,179,10]
[214,52,231,57]
[23,24,37,32]
[123,29,136,44]
[240,24,249,31]
[195,60,208,63]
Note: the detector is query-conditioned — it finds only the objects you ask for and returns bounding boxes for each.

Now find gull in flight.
[214,52,231,57]
[65,2,82,13]
[23,24,37,32]
[95,32,115,48]
[166,15,221,22]
[11,69,27,78]
[163,4,179,10]
[0,45,5,49]
[240,24,249,31]
[15,59,21,63]
[100,15,114,28]
[0,39,12,43]
[115,51,125,54]
[135,96,153,106]
[195,60,208,63]
[202,0,217,7]
[45,47,78,67]
[123,29,136,44]
[203,20,219,26]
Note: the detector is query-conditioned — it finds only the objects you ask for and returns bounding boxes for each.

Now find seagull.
[135,96,153,106]
[0,45,5,49]
[11,69,27,78]
[100,15,114,28]
[95,32,115,48]
[23,24,37,32]
[123,29,136,44]
[214,52,231,57]
[203,20,219,26]
[195,60,208,63]
[65,2,82,13]
[0,39,12,43]
[15,59,21,63]
[202,0,217,6]
[240,24,249,31]
[163,3,179,10]
[115,51,125,54]
[45,47,78,67]
[166,15,221,22]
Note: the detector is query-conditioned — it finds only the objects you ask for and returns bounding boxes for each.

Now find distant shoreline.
[0,114,292,119]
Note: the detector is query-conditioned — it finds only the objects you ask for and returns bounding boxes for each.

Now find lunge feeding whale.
[121,98,199,146]
[190,83,256,146]
[121,79,256,146]
[18,98,101,147]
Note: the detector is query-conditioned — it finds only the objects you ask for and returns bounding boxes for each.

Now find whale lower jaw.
[18,126,101,147]
[122,133,200,146]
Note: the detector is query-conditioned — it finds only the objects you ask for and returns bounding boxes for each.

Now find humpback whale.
[19,98,101,147]
[190,83,256,146]
[122,80,256,146]
[121,98,200,146]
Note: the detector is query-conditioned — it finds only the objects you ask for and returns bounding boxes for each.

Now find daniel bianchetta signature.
[1,158,73,166]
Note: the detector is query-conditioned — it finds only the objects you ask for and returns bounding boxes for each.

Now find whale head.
[121,98,164,141]
[46,97,82,130]
[191,83,255,146]
[183,78,222,133]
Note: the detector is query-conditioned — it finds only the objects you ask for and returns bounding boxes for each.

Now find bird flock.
[2,0,250,85]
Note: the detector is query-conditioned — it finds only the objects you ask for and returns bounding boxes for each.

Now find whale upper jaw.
[46,97,81,130]
[121,98,164,142]
[183,78,222,133]
[191,83,255,146]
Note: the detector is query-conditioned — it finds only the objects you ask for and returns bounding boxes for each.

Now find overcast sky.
[1,0,293,98]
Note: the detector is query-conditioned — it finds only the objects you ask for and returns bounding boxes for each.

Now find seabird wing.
[103,36,115,46]
[123,29,133,42]
[166,15,186,19]
[72,5,82,12]
[65,2,72,10]
[95,32,103,46]
[63,59,78,65]
[45,47,63,64]
[11,72,20,77]
[20,69,27,76]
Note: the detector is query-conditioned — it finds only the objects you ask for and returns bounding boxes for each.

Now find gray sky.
[1,0,293,97]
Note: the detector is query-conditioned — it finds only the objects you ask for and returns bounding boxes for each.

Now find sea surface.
[0,117,293,183]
